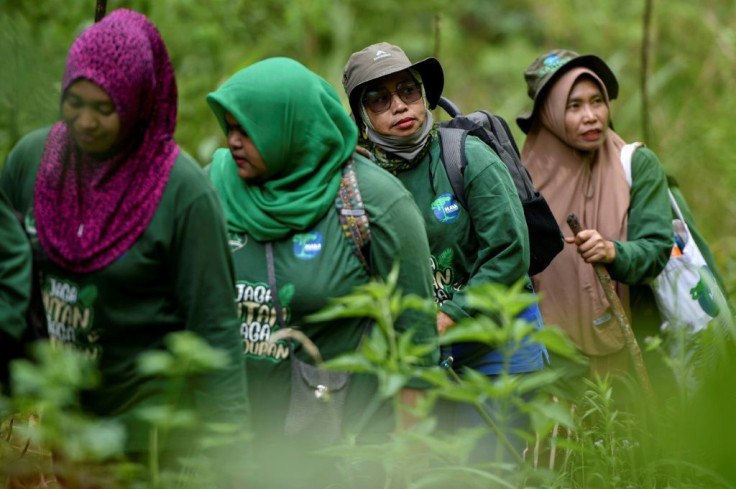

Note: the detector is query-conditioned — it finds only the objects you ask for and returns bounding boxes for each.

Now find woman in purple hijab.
[0,8,248,475]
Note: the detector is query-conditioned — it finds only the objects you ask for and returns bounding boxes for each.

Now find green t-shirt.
[222,155,438,439]
[608,147,672,284]
[1,128,249,453]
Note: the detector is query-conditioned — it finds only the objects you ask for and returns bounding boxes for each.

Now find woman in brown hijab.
[517,50,672,380]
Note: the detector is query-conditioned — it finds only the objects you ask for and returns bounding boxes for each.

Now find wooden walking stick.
[567,213,654,397]
[95,0,107,22]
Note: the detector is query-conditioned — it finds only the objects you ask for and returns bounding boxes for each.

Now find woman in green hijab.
[206,57,439,483]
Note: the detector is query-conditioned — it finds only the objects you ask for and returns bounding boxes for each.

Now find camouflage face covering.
[358,123,438,175]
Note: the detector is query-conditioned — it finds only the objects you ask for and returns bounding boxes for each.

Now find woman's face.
[224,112,268,183]
[362,71,426,137]
[564,77,610,152]
[61,79,121,155]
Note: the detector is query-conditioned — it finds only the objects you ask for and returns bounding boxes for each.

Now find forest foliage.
[1,0,735,294]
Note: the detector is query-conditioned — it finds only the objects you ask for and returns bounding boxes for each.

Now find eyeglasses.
[362,81,423,114]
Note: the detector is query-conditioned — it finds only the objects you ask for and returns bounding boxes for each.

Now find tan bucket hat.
[342,42,443,126]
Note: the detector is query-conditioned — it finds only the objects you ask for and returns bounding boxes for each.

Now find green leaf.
[322,352,375,373]
[439,317,503,346]
[135,405,198,429]
[166,331,231,372]
[136,351,175,376]
[398,294,438,316]
[532,327,584,361]
[11,342,99,407]
[72,419,126,461]
[514,369,563,394]
[377,371,410,398]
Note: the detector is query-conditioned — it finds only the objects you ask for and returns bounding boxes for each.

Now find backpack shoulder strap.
[620,142,645,187]
[480,111,536,201]
[489,113,521,158]
[335,158,371,273]
[437,126,469,209]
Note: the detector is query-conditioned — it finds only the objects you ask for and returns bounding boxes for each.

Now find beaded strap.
[335,158,371,273]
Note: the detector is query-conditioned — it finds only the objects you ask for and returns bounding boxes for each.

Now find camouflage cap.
[342,42,443,124]
[516,49,619,134]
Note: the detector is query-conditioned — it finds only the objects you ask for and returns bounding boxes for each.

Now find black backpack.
[437,96,563,276]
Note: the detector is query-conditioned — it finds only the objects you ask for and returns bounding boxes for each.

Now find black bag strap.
[437,126,469,209]
[472,111,535,201]
[482,111,521,158]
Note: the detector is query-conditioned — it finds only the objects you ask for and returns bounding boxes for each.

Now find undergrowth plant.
[1,269,734,488]
[0,333,245,489]
[302,267,578,489]
[0,341,129,488]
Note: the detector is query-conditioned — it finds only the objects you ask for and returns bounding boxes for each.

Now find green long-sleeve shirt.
[609,147,672,284]
[383,133,545,374]
[398,135,529,319]
[1,128,249,453]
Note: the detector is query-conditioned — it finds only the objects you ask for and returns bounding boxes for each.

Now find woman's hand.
[565,229,616,264]
[437,311,456,335]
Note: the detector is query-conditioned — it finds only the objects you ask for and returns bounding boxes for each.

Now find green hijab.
[207,57,358,241]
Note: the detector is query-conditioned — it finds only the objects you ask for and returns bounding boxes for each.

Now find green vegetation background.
[2,0,734,296]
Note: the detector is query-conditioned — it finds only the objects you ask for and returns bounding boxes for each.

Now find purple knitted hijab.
[35,9,179,273]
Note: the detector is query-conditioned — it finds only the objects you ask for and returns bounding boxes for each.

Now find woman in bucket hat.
[517,49,674,383]
[343,42,548,463]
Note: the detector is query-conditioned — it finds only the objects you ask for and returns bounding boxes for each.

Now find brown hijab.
[522,67,630,356]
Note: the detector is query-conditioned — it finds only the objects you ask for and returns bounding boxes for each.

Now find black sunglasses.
[362,81,423,114]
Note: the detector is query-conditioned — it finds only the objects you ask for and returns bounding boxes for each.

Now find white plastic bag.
[650,193,725,332]
[621,143,726,333]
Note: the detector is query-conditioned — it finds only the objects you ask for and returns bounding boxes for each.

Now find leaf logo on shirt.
[227,232,248,251]
[437,248,454,270]
[279,283,295,309]
[77,285,98,308]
